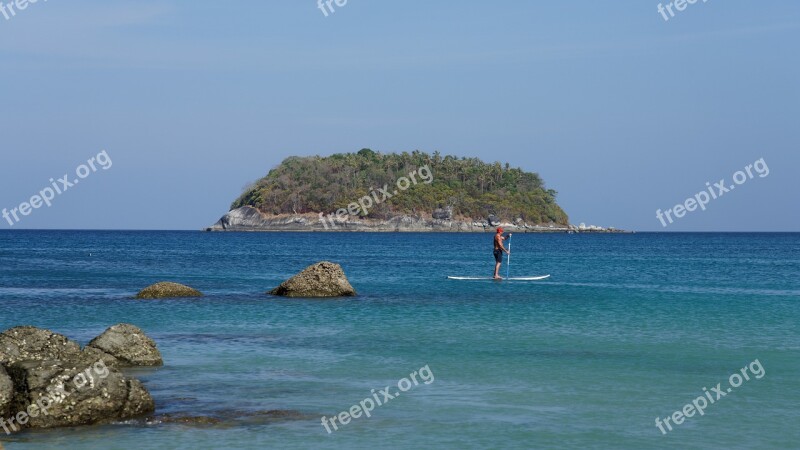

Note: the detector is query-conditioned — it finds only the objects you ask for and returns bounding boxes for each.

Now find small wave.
[538,281,800,297]
[0,287,119,296]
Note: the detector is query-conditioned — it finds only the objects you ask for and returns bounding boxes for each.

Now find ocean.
[0,231,798,449]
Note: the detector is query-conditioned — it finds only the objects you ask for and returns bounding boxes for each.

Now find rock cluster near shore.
[270,261,356,298]
[0,324,160,434]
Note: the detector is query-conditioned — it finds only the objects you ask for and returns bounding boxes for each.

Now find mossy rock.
[0,326,82,366]
[86,323,163,367]
[269,261,356,298]
[136,282,203,299]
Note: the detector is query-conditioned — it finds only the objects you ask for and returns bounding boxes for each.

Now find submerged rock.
[269,261,356,298]
[246,409,308,421]
[0,326,82,366]
[86,324,163,367]
[154,414,223,426]
[135,282,202,299]
[147,409,311,428]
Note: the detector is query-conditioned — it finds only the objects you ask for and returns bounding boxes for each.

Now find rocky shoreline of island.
[205,206,630,233]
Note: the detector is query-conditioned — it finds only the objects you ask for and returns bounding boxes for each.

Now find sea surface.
[0,231,798,450]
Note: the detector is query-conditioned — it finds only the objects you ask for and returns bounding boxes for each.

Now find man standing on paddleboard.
[493,227,511,280]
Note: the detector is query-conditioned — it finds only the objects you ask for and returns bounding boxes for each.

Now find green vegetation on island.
[232,149,569,225]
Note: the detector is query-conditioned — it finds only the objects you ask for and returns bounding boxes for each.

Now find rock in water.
[269,262,356,298]
[0,326,158,435]
[86,324,163,367]
[5,357,154,430]
[0,326,83,365]
[0,365,13,419]
[135,282,203,299]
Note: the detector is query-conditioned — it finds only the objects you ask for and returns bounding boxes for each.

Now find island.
[207,149,625,233]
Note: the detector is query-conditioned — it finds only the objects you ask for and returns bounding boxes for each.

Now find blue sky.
[0,0,797,231]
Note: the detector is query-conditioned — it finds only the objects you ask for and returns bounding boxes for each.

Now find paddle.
[506,235,511,279]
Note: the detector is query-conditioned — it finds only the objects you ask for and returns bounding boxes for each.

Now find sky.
[0,0,797,231]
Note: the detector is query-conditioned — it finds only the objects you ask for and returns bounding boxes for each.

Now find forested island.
[208,149,620,232]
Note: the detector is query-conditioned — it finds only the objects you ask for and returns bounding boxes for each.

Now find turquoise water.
[0,231,798,449]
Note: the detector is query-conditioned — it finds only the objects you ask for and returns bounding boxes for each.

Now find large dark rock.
[0,326,82,366]
[135,282,202,299]
[86,324,163,367]
[4,356,154,431]
[269,262,356,298]
[0,365,12,419]
[0,326,159,435]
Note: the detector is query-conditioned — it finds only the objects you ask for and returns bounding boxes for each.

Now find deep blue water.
[0,231,798,449]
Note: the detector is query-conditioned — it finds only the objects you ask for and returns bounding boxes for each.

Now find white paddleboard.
[447,275,550,281]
